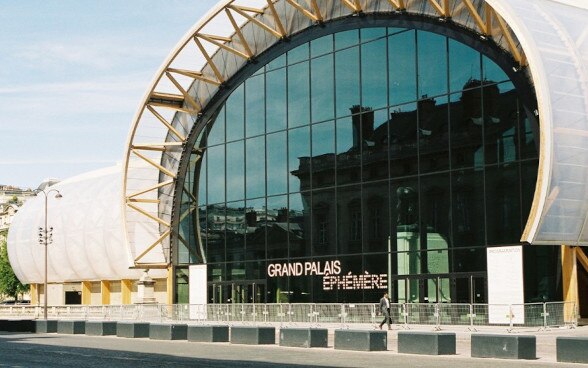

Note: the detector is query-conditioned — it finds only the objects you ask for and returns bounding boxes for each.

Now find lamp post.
[37,189,62,320]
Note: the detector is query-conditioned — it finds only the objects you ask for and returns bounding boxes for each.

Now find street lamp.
[36,189,62,320]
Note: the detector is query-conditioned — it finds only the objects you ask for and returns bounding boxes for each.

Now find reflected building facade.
[177,25,560,305]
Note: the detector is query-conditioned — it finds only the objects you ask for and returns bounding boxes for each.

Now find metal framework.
[122,0,556,269]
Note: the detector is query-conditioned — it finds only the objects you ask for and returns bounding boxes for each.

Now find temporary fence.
[0,302,576,331]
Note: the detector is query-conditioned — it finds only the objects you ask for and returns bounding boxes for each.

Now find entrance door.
[209,281,266,303]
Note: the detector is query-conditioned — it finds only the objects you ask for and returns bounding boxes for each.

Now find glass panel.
[419,95,449,173]
[206,205,226,263]
[337,115,361,185]
[245,74,265,137]
[338,185,362,255]
[311,34,333,57]
[207,106,225,146]
[289,192,310,258]
[485,82,518,165]
[288,126,311,192]
[225,201,245,262]
[267,195,288,259]
[288,61,310,128]
[451,248,486,273]
[267,131,287,196]
[245,197,266,261]
[226,141,244,202]
[451,169,485,247]
[391,177,419,259]
[226,84,244,141]
[311,121,335,189]
[335,29,359,50]
[246,135,265,199]
[361,27,386,43]
[311,54,335,123]
[482,55,509,84]
[266,68,287,133]
[335,46,360,118]
[207,145,225,204]
[361,38,388,111]
[314,188,337,256]
[449,39,481,93]
[450,90,484,169]
[197,151,207,207]
[288,42,309,64]
[485,164,521,245]
[363,108,390,182]
[363,181,390,253]
[266,53,286,71]
[389,102,418,178]
[420,172,451,256]
[519,101,539,159]
[417,31,448,98]
[389,30,417,106]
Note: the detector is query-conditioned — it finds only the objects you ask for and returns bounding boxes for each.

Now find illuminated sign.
[267,260,387,291]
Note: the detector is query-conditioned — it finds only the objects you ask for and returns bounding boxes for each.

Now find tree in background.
[0,235,28,301]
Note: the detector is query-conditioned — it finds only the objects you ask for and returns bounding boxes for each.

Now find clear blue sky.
[0,0,217,189]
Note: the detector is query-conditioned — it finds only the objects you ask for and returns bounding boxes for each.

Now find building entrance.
[209,281,266,304]
[390,273,486,304]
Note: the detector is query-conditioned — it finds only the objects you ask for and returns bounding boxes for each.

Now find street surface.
[0,325,586,367]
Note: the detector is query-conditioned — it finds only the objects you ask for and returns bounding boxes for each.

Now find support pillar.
[81,281,92,305]
[121,279,132,305]
[30,284,38,305]
[562,245,578,322]
[101,280,111,305]
[167,266,174,305]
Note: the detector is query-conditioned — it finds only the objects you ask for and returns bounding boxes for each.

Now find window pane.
[363,181,389,253]
[207,145,225,204]
[483,55,509,84]
[288,126,311,192]
[337,185,362,255]
[266,53,285,71]
[336,116,361,185]
[361,27,386,43]
[485,82,518,165]
[246,74,265,137]
[226,85,244,141]
[266,68,287,133]
[362,38,387,110]
[420,172,451,251]
[267,131,287,196]
[451,169,485,247]
[207,106,225,146]
[389,102,418,178]
[335,46,360,118]
[246,136,265,199]
[288,42,309,64]
[311,34,333,57]
[419,95,449,173]
[450,90,484,169]
[225,201,245,262]
[245,197,266,261]
[417,31,448,98]
[313,188,337,256]
[389,30,417,106]
[267,195,288,259]
[206,205,225,263]
[226,141,244,202]
[486,164,521,245]
[312,121,335,188]
[289,192,310,258]
[449,39,481,93]
[311,54,335,123]
[335,29,359,50]
[288,61,310,128]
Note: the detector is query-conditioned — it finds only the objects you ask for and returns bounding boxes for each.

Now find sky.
[0,0,218,189]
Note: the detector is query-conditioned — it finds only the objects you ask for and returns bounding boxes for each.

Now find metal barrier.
[0,302,576,330]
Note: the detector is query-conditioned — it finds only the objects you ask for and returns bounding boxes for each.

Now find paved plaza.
[1,324,587,367]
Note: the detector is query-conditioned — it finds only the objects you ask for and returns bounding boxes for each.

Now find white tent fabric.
[7,165,165,284]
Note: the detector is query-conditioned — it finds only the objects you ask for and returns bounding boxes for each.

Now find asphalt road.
[0,331,584,368]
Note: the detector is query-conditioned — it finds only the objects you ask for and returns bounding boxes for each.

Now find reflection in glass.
[226,141,244,202]
[289,192,309,258]
[311,34,333,57]
[245,197,266,261]
[449,39,481,93]
[311,54,335,123]
[207,107,225,146]
[206,145,225,204]
[226,84,244,141]
[225,201,245,262]
[362,38,388,110]
[417,31,448,98]
[246,74,265,137]
[266,131,287,196]
[266,195,288,259]
[288,61,310,128]
[246,136,265,199]
[266,68,287,133]
[288,126,310,192]
[335,46,360,118]
[314,189,337,256]
[389,30,416,105]
[311,121,335,188]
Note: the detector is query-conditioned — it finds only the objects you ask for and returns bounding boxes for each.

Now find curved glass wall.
[177,26,554,304]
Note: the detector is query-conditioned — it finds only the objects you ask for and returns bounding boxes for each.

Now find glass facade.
[177,26,557,304]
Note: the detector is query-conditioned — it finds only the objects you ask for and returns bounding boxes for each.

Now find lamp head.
[55,192,63,199]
